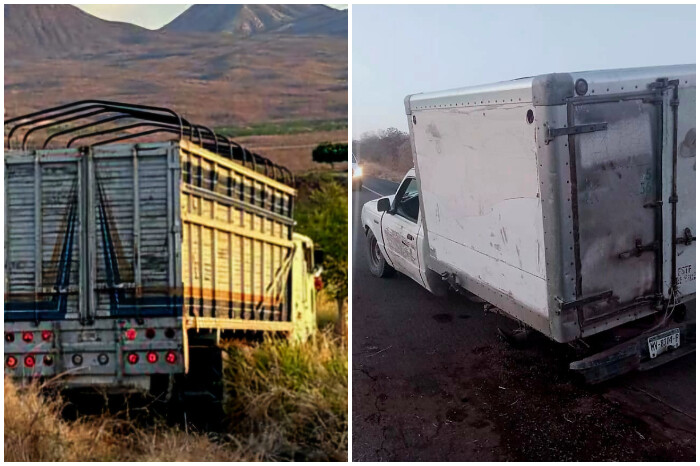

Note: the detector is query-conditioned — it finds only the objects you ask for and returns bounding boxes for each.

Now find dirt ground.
[352,179,696,462]
[237,129,347,173]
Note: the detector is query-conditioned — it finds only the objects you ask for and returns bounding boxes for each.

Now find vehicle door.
[382,177,424,286]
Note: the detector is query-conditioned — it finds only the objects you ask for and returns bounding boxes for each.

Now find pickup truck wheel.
[366,229,394,278]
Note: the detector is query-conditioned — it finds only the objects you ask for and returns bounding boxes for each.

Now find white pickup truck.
[361,65,696,383]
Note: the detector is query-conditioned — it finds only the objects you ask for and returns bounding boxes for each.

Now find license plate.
[647,328,680,359]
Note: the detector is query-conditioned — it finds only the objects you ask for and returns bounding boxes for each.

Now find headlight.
[353,166,363,178]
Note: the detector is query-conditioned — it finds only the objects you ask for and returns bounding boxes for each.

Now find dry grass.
[223,329,348,461]
[4,377,262,461]
[317,289,347,329]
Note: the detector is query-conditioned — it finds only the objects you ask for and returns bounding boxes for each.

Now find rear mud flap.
[570,321,695,384]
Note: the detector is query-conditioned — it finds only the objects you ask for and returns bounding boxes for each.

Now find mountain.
[162,4,347,37]
[5,4,347,132]
[4,4,154,57]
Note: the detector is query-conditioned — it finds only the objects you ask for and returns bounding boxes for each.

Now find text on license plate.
[647,328,680,359]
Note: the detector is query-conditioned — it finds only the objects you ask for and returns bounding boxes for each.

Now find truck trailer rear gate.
[4,101,304,390]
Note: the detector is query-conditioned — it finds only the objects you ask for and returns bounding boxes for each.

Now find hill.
[4,4,347,141]
[4,4,156,57]
[162,4,346,37]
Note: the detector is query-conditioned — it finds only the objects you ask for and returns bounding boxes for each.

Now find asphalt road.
[352,176,695,461]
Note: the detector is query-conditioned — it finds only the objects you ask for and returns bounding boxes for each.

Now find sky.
[76,4,348,30]
[353,4,696,138]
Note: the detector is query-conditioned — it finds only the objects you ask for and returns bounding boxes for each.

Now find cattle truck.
[4,100,322,395]
[362,65,695,383]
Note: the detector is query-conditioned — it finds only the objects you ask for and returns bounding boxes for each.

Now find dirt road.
[352,177,695,461]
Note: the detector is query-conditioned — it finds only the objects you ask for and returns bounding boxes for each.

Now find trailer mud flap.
[569,321,695,384]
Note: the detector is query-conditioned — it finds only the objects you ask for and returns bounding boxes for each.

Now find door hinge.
[545,122,608,145]
[618,239,658,259]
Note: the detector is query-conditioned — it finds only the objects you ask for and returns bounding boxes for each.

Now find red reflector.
[5,333,15,343]
[127,352,139,364]
[125,328,137,341]
[41,330,53,342]
[24,355,35,368]
[314,276,323,291]
[22,332,34,343]
[147,352,158,363]
[165,351,177,364]
[6,356,18,368]
[145,328,156,339]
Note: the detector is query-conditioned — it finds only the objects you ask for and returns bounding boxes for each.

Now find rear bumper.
[4,317,184,390]
[569,319,695,384]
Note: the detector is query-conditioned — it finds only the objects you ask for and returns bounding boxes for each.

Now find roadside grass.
[217,119,347,137]
[222,329,348,461]
[4,377,259,461]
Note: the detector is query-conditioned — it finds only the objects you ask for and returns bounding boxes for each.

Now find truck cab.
[361,169,444,295]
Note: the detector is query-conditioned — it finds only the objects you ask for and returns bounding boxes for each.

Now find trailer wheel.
[366,229,395,278]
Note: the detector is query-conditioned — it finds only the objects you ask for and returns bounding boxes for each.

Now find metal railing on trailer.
[5,99,293,185]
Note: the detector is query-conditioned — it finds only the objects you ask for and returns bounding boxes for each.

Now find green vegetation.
[217,119,347,137]
[223,330,348,461]
[312,142,348,167]
[294,172,348,335]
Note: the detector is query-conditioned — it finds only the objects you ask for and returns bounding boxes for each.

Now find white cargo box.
[405,65,695,342]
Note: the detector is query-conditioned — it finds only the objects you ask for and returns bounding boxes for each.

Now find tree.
[294,178,348,336]
[312,142,348,169]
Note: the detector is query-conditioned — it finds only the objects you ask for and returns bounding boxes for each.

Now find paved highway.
[352,176,695,461]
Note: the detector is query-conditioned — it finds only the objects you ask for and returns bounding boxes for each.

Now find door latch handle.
[618,239,658,259]
[675,227,696,245]
[406,233,414,241]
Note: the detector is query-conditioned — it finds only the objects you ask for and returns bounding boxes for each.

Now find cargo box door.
[569,95,663,325]
[88,145,178,321]
[5,152,82,321]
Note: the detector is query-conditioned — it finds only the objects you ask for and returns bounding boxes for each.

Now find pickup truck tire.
[366,229,395,278]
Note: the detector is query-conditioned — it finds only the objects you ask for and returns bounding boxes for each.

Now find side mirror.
[313,249,325,266]
[377,197,391,212]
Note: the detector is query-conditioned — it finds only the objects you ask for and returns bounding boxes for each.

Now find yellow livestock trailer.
[4,100,321,394]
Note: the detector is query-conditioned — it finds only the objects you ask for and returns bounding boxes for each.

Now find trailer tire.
[366,229,395,278]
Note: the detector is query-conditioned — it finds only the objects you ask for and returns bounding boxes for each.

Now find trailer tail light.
[22,332,34,343]
[41,330,53,342]
[145,328,156,339]
[43,355,54,366]
[146,351,158,364]
[314,276,323,291]
[24,355,35,368]
[164,328,175,339]
[165,351,177,364]
[6,355,18,368]
[127,352,139,364]
[98,353,109,365]
[5,332,15,343]
[72,354,83,366]
[125,328,137,341]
